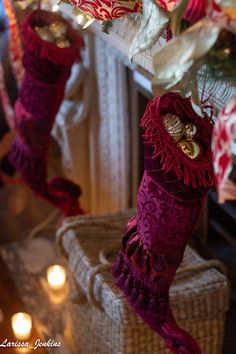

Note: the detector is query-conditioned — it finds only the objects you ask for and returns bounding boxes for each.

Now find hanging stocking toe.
[112,92,214,354]
[9,10,84,216]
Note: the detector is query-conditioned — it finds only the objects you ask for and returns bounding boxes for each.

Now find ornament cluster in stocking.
[9,10,84,216]
[112,92,214,354]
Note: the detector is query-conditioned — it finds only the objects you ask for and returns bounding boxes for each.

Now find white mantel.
[55,8,236,214]
[91,17,160,75]
[90,17,236,112]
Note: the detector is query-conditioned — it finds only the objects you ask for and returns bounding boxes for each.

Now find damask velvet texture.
[112,92,214,354]
[9,10,84,216]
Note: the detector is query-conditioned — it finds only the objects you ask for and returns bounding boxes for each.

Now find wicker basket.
[57,210,230,354]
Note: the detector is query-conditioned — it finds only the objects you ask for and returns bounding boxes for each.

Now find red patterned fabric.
[67,0,141,20]
[212,96,236,197]
[113,93,214,354]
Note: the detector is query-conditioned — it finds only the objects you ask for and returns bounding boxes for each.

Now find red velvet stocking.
[9,10,84,216]
[112,93,214,353]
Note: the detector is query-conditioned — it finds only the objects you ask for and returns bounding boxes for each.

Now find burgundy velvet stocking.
[9,10,84,216]
[112,93,214,354]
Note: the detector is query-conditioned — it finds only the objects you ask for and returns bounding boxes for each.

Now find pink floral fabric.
[67,0,236,28]
[68,0,141,20]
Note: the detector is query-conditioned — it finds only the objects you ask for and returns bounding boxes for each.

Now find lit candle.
[46,265,66,291]
[11,312,32,341]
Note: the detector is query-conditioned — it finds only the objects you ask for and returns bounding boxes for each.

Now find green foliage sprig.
[102,20,113,34]
[205,30,236,85]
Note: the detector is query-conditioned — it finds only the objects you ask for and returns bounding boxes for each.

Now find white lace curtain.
[53,33,130,214]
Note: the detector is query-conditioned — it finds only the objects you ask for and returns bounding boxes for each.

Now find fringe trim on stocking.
[113,252,201,354]
[140,93,214,188]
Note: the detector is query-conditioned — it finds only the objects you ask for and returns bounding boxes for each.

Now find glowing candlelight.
[11,312,32,341]
[46,265,66,291]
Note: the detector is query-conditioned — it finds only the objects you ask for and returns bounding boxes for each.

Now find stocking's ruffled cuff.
[140,92,214,188]
[22,10,84,65]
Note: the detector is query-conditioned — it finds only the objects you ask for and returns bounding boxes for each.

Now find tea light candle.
[11,312,32,341]
[46,265,66,291]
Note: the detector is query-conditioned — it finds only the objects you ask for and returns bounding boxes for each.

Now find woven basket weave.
[57,210,230,354]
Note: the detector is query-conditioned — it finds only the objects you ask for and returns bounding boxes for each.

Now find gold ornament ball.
[184,124,197,139]
[55,38,71,48]
[162,114,184,142]
[178,140,202,160]
[34,26,54,43]
[49,21,68,39]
